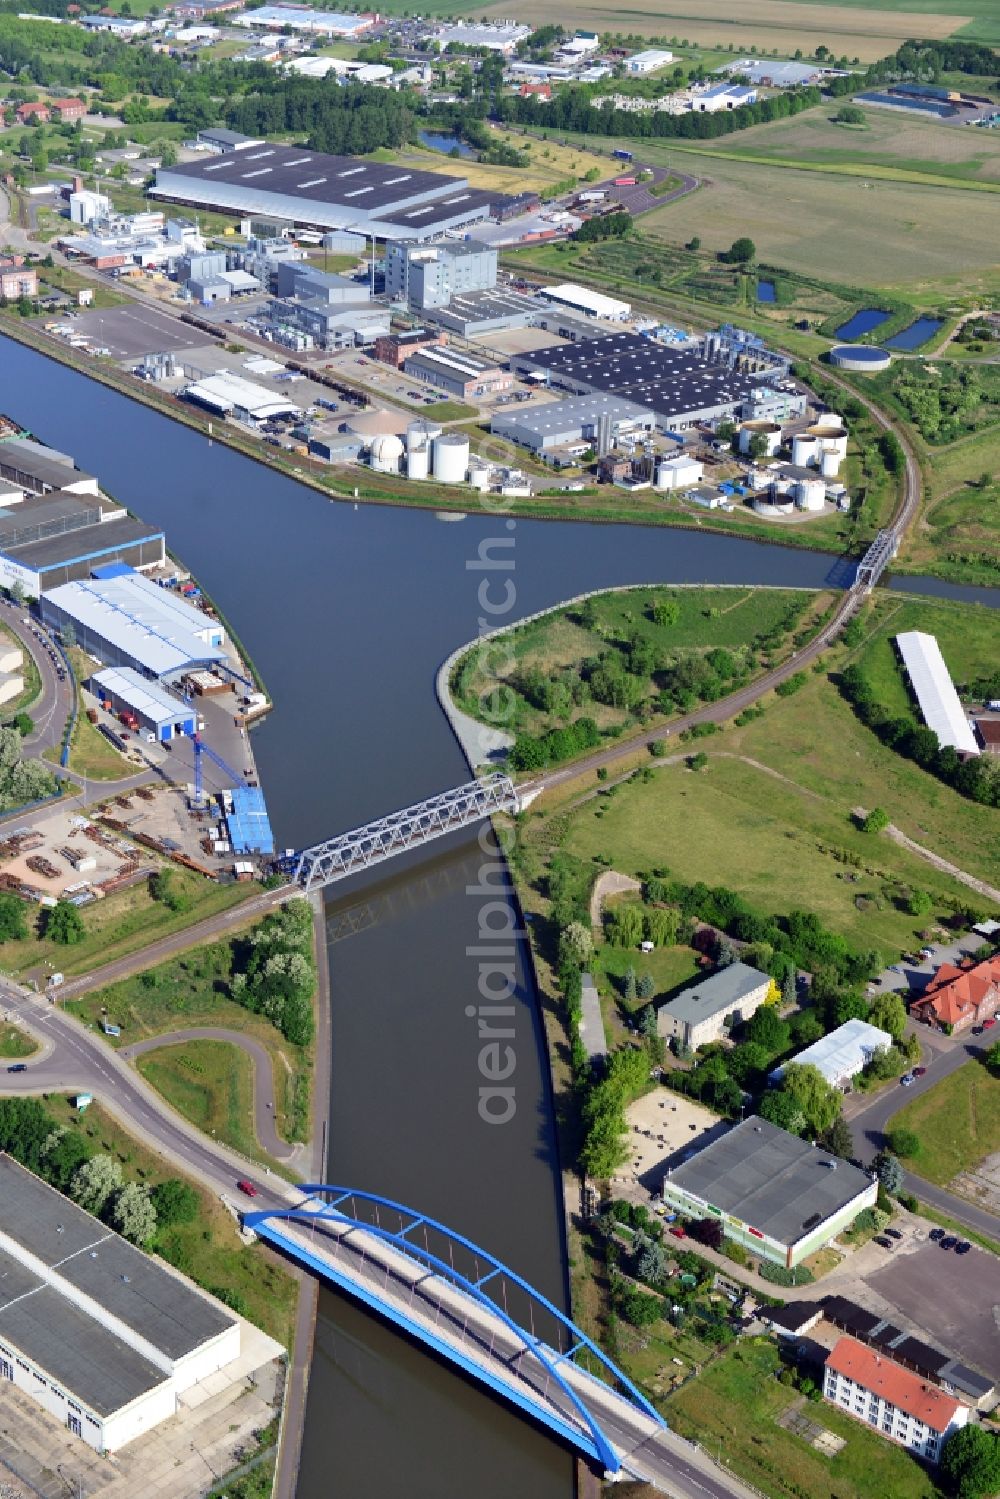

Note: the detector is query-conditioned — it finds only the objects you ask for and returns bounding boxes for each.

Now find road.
[0,597,74,759]
[602,163,700,218]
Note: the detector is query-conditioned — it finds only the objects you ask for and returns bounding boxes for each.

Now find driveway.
[866,931,988,999]
[866,1238,1000,1380]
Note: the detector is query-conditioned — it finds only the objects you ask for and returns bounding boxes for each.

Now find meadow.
[376,131,607,197]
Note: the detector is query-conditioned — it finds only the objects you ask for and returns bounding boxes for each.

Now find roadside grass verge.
[888,1060,1000,1186]
[0,1023,36,1058]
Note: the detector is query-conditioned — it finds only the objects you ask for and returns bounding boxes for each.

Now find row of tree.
[229,898,316,1046]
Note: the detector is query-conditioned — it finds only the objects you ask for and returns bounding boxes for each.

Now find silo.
[813,411,843,429]
[817,426,849,463]
[655,462,672,490]
[795,476,826,511]
[432,433,470,484]
[738,420,782,457]
[408,418,443,448]
[407,442,429,480]
[819,448,841,479]
[370,433,404,474]
[791,433,819,468]
[468,460,492,493]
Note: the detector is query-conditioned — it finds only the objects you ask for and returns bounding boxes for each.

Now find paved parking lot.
[866,1238,1000,1380]
[63,303,209,360]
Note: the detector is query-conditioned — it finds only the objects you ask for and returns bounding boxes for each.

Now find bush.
[887,1127,920,1159]
[757,1260,814,1286]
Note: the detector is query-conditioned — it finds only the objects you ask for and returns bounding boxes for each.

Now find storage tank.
[791,433,819,468]
[408,418,443,448]
[406,442,429,480]
[370,433,404,474]
[795,476,826,511]
[433,433,470,484]
[468,460,491,493]
[812,411,843,429]
[738,421,781,457]
[820,448,842,479]
[745,466,773,492]
[816,426,849,462]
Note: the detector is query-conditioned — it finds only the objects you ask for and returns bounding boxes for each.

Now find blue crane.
[192,733,245,809]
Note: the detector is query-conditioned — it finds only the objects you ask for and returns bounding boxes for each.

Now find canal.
[0,337,996,1497]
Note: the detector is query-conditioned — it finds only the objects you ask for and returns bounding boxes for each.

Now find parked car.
[900,1073,915,1086]
[6,1063,26,1073]
[956,1241,972,1255]
[973,1025,985,1035]
[669,1226,687,1239]
[929,1227,945,1241]
[236,1179,259,1198]
[874,1236,892,1249]
[913,1066,927,1077]
[940,1236,958,1250]
[885,1228,902,1240]
[920,947,935,959]
[983,1017,996,1029]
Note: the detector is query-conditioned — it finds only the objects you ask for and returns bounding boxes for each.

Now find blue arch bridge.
[245,1188,751,1495]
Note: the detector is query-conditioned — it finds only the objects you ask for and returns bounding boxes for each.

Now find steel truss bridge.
[244,1187,666,1475]
[291,772,518,893]
[856,528,898,590]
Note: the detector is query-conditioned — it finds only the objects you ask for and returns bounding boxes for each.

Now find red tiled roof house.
[909,955,1000,1034]
[824,1337,968,1463]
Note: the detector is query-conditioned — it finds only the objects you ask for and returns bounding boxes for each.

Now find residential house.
[51,98,87,122]
[823,1337,968,1463]
[656,961,771,1050]
[909,954,1000,1033]
[0,256,38,300]
[15,102,50,124]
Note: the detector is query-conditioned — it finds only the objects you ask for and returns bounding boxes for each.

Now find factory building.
[0,437,98,499]
[90,667,197,742]
[431,20,531,52]
[895,630,980,756]
[40,572,226,680]
[625,48,675,73]
[662,1117,878,1269]
[264,299,388,350]
[152,144,510,240]
[183,371,300,425]
[692,83,758,111]
[426,289,539,338]
[0,490,165,598]
[537,282,631,321]
[513,332,765,431]
[233,5,375,32]
[0,1155,240,1454]
[373,327,446,368]
[768,1018,893,1090]
[275,262,371,305]
[491,393,655,458]
[384,238,498,310]
[402,346,511,399]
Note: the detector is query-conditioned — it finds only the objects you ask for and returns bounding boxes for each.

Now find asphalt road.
[0,598,73,758]
[602,163,700,217]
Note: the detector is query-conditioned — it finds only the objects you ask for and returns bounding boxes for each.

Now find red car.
[669,1226,687,1239]
[237,1179,259,1198]
[983,1018,996,1030]
[913,1066,927,1077]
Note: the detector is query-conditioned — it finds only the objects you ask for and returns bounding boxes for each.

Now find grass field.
[902,425,1000,586]
[666,1339,937,1497]
[478,0,979,57]
[889,1060,1000,1185]
[47,1094,298,1348]
[0,1023,36,1059]
[0,870,255,982]
[640,149,1000,290]
[136,1038,284,1171]
[376,131,607,197]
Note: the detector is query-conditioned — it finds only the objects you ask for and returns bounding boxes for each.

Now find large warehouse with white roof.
[152,143,510,239]
[40,572,225,679]
[895,630,979,756]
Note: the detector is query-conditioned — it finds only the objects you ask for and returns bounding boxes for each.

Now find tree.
[986,1040,1000,1074]
[822,1113,855,1159]
[45,900,84,945]
[747,1005,791,1058]
[687,751,708,771]
[868,991,907,1042]
[151,1178,199,1227]
[835,104,865,125]
[690,1216,723,1249]
[608,904,644,948]
[60,621,76,649]
[644,906,678,946]
[109,1181,157,1246]
[758,1089,806,1135]
[10,712,32,738]
[0,892,28,942]
[623,965,637,1002]
[872,1148,903,1195]
[559,921,592,969]
[862,806,890,834]
[887,1127,920,1159]
[748,431,771,461]
[149,868,191,913]
[638,1003,658,1039]
[726,236,756,264]
[906,888,933,917]
[637,972,655,1001]
[780,1063,842,1137]
[651,598,680,627]
[70,1153,122,1215]
[940,1424,1000,1499]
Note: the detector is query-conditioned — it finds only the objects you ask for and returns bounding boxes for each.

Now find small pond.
[884,317,944,351]
[418,130,474,156]
[756,281,776,303]
[835,308,891,340]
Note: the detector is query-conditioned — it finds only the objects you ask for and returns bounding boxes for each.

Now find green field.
[136,1038,285,1172]
[666,1339,937,1499]
[0,1024,36,1059]
[889,1060,1000,1184]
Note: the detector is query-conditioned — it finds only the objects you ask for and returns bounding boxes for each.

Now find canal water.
[0,337,996,1496]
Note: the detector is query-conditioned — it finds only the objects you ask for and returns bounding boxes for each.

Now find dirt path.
[855,806,1000,906]
[589,870,641,928]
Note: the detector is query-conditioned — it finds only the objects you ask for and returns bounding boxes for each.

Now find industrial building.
[626,48,675,73]
[823,1338,968,1462]
[276,263,371,305]
[90,667,196,742]
[537,283,631,321]
[692,83,758,110]
[152,143,510,240]
[385,237,498,310]
[491,393,655,458]
[263,299,388,350]
[402,346,511,399]
[233,5,375,32]
[426,289,539,338]
[768,1018,892,1090]
[40,572,226,680]
[226,785,275,855]
[655,962,771,1050]
[183,371,301,425]
[0,1155,239,1454]
[431,20,530,52]
[0,437,98,499]
[373,327,445,368]
[0,489,166,598]
[661,1116,877,1268]
[895,630,979,756]
[512,333,768,431]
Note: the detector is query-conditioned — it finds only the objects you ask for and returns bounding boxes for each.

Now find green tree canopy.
[939,1424,1000,1499]
[780,1062,842,1137]
[868,991,907,1042]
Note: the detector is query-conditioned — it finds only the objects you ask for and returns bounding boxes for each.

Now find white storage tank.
[813,411,842,429]
[433,433,470,484]
[819,448,842,479]
[746,466,773,492]
[408,418,443,448]
[791,433,819,468]
[738,421,781,457]
[818,426,849,462]
[795,476,826,511]
[407,442,429,480]
[370,433,404,474]
[468,460,492,493]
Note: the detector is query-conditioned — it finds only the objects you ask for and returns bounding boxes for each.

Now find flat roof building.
[768,1018,892,1090]
[426,288,539,338]
[90,666,197,741]
[0,1155,239,1453]
[40,573,225,679]
[626,48,675,73]
[233,5,375,32]
[512,332,765,431]
[662,1116,877,1267]
[538,282,631,321]
[895,630,979,756]
[491,392,655,456]
[0,489,164,598]
[656,961,771,1050]
[824,1337,968,1463]
[0,437,98,498]
[431,20,531,52]
[402,346,511,399]
[152,142,509,240]
[385,237,497,311]
[183,371,300,425]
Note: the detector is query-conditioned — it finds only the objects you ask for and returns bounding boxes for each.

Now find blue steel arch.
[245,1185,666,1472]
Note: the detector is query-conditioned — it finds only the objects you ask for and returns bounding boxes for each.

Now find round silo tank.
[791,433,819,468]
[369,433,403,474]
[433,433,470,484]
[468,460,491,493]
[819,447,841,479]
[795,476,826,511]
[738,420,781,457]
[820,426,849,462]
[408,418,443,449]
[813,411,842,429]
[407,441,429,480]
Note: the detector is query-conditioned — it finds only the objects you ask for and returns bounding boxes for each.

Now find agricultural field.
[480,0,979,58]
[639,149,1000,291]
[377,131,607,197]
[670,102,1000,185]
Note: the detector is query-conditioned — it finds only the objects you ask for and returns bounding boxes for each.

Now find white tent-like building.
[769,1018,893,1090]
[895,630,979,756]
